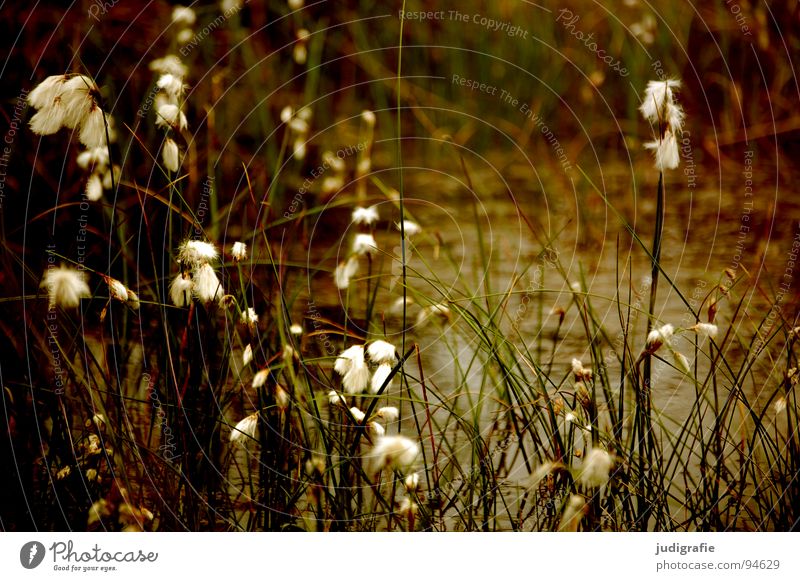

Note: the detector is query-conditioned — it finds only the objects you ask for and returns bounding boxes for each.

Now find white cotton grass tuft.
[334,344,364,375]
[369,435,419,474]
[78,108,108,149]
[377,406,399,422]
[646,323,674,353]
[334,345,370,395]
[774,397,787,414]
[640,79,684,171]
[559,494,586,532]
[349,407,366,423]
[328,390,345,407]
[103,276,128,302]
[370,363,394,394]
[367,340,397,365]
[169,273,193,307]
[76,147,109,170]
[242,344,254,366]
[351,206,380,226]
[571,358,593,381]
[644,129,680,171]
[639,80,682,125]
[579,448,614,488]
[252,369,269,389]
[240,307,258,326]
[361,109,376,127]
[230,413,258,444]
[415,303,451,327]
[231,241,247,262]
[334,255,359,289]
[192,263,224,303]
[368,421,386,438]
[85,173,104,201]
[177,239,218,265]
[28,74,110,148]
[149,55,188,78]
[171,5,196,26]
[691,323,718,339]
[289,323,303,336]
[41,266,90,309]
[352,233,378,256]
[397,220,421,236]
[162,138,181,172]
[404,472,420,491]
[156,74,186,99]
[155,103,188,131]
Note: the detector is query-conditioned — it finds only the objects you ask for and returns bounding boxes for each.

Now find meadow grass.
[1,1,797,532]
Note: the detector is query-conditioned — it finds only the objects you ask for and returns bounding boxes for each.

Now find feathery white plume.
[230,413,258,444]
[41,266,90,309]
[169,273,193,307]
[369,435,419,474]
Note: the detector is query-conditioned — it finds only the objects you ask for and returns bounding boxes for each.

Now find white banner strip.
[1,532,797,579]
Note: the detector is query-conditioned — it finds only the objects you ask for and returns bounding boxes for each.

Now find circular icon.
[19,541,46,569]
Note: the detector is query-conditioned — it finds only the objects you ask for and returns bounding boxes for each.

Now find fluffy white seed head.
[349,407,366,423]
[157,74,186,100]
[334,255,360,289]
[149,55,188,78]
[579,448,614,488]
[343,363,370,395]
[370,363,394,394]
[691,323,718,339]
[231,241,247,262]
[351,206,380,226]
[639,79,681,124]
[77,147,109,170]
[105,277,128,302]
[361,109,376,127]
[377,406,399,422]
[367,340,397,365]
[328,390,345,407]
[645,128,680,170]
[85,173,103,201]
[29,103,66,135]
[646,323,675,353]
[252,369,269,389]
[171,5,196,27]
[334,344,364,375]
[369,421,386,438]
[156,103,188,131]
[241,307,258,326]
[404,472,420,491]
[352,233,377,256]
[27,75,67,109]
[242,344,254,366]
[369,435,419,474]
[397,220,421,236]
[162,138,180,172]
[78,107,108,148]
[192,263,224,303]
[41,266,90,309]
[230,413,258,444]
[178,239,218,265]
[169,273,193,307]
[289,323,303,336]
